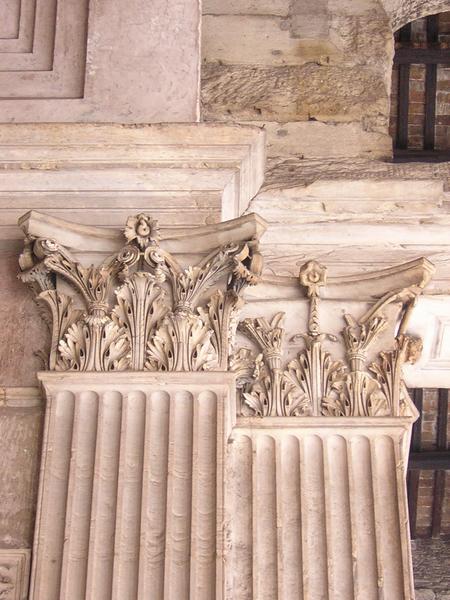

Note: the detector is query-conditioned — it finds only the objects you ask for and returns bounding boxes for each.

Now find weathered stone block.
[383,0,450,30]
[0,402,43,548]
[202,63,388,123]
[254,121,392,158]
[289,0,330,38]
[202,15,342,66]
[203,0,290,16]
[415,591,436,600]
[0,254,47,387]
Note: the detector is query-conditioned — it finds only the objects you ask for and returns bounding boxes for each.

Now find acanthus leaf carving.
[241,355,272,417]
[198,289,242,370]
[17,211,430,417]
[112,272,168,370]
[229,347,256,386]
[369,334,423,416]
[238,313,285,416]
[146,311,218,372]
[284,347,345,417]
[58,319,130,372]
[37,290,82,371]
[18,212,262,374]
[233,259,428,418]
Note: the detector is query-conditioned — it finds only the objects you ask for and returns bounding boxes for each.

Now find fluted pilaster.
[31,373,416,600]
[225,418,415,600]
[31,373,236,600]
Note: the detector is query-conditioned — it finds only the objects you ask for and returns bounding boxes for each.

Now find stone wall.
[201,0,394,159]
[413,539,450,598]
[384,0,450,30]
[201,0,450,160]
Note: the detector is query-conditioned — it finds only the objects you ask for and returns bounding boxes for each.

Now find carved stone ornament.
[18,211,432,419]
[231,260,428,418]
[18,213,263,373]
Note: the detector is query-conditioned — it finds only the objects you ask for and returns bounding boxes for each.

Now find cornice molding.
[0,123,266,251]
[0,387,41,408]
[18,209,268,256]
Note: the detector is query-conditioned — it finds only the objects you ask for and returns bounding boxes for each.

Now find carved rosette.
[18,213,262,373]
[232,260,428,418]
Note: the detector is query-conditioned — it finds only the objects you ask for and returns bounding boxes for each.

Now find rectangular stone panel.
[0,0,201,121]
[0,0,36,53]
[0,549,31,600]
[0,0,21,38]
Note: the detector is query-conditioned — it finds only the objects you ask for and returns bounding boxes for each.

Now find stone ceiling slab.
[0,0,201,122]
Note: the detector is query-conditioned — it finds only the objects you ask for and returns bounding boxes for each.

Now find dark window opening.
[390,12,450,162]
[407,389,450,540]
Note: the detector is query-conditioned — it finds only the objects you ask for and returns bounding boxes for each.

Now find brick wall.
[436,66,450,150]
[414,390,450,536]
[412,389,450,537]
[410,389,450,597]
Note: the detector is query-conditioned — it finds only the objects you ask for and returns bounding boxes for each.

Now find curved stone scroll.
[18,212,264,373]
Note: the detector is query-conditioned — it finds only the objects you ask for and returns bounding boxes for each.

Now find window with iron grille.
[390,13,450,161]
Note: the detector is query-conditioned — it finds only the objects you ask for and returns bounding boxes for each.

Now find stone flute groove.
[85,391,122,600]
[163,390,194,599]
[347,435,379,600]
[323,435,354,598]
[278,435,303,600]
[30,391,75,600]
[226,434,253,600]
[300,435,329,599]
[190,391,218,599]
[59,392,98,600]
[252,435,278,600]
[137,391,170,599]
[111,391,146,600]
